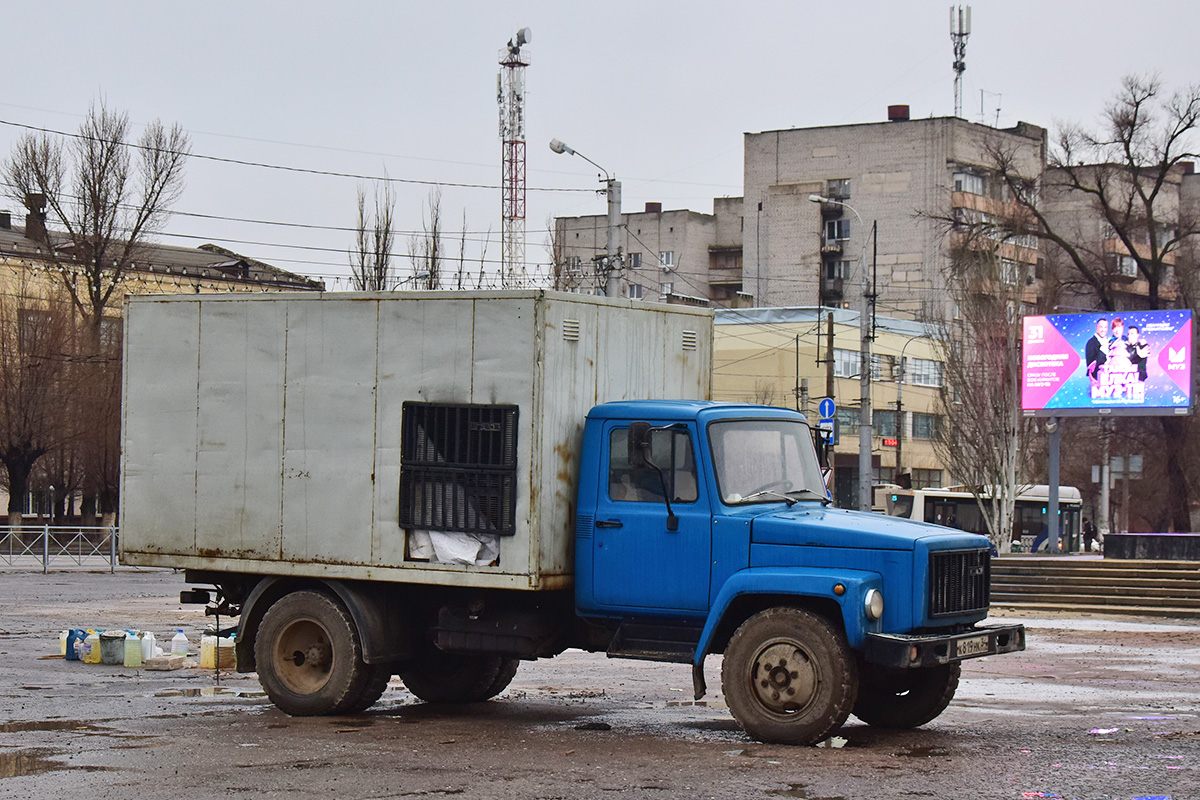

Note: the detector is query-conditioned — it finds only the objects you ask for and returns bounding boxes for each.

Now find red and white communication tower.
[498,27,531,287]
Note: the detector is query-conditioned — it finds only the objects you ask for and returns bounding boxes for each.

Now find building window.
[871,354,896,382]
[826,178,851,200]
[825,219,851,241]
[875,466,896,484]
[911,468,942,489]
[660,282,674,296]
[912,412,941,440]
[628,283,643,300]
[659,251,675,269]
[835,408,859,434]
[566,256,582,270]
[1111,254,1138,277]
[953,171,984,195]
[907,357,943,388]
[824,259,850,280]
[873,410,898,438]
[628,252,642,269]
[833,348,859,379]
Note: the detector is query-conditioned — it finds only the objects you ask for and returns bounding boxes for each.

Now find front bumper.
[863,623,1025,668]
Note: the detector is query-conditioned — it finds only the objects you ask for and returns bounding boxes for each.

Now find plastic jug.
[200,635,236,669]
[65,629,86,661]
[124,631,143,668]
[140,631,156,662]
[59,630,68,656]
[170,629,189,658]
[82,630,101,664]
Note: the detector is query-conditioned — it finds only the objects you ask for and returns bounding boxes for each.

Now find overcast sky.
[1,1,1195,288]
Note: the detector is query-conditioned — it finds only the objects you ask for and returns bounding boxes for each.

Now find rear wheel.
[852,663,960,729]
[255,591,372,716]
[399,647,517,704]
[721,607,857,746]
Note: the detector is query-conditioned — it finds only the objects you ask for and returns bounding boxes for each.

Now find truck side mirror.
[628,421,651,468]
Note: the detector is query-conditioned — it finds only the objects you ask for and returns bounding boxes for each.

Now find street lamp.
[550,139,622,297]
[809,194,875,511]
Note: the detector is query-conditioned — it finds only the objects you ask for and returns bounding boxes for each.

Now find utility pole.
[605,177,622,297]
[550,138,622,296]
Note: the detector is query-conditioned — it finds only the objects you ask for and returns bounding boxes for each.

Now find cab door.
[591,421,712,613]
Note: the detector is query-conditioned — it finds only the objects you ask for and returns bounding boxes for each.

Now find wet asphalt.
[1,567,1197,799]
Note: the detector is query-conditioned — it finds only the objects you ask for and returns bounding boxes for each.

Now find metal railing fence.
[0,526,119,572]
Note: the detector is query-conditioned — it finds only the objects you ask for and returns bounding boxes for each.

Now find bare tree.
[0,293,79,525]
[929,240,1039,552]
[350,179,397,291]
[408,188,443,290]
[3,101,189,345]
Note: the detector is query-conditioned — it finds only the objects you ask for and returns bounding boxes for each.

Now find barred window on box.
[399,402,519,537]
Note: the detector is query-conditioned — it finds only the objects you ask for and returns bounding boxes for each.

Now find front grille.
[929,548,990,617]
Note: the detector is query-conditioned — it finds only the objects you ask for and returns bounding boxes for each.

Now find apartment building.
[743,108,1046,319]
[553,197,745,305]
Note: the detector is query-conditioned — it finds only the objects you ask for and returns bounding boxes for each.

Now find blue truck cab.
[572,400,1024,745]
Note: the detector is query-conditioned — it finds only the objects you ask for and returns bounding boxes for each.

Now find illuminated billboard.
[1022,310,1193,417]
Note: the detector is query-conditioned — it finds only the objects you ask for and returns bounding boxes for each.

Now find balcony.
[822,276,845,301]
[821,239,844,255]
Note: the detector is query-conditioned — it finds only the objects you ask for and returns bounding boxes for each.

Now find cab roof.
[588,400,807,423]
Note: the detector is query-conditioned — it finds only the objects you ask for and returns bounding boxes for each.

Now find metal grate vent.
[400,402,519,536]
[928,548,990,617]
[563,319,581,342]
[681,329,698,351]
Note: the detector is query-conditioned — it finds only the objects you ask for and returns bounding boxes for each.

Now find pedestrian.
[1082,517,1097,553]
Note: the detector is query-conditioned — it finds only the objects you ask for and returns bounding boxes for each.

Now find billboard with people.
[1021,310,1193,416]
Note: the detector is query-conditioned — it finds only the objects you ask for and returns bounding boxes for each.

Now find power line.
[0,118,593,195]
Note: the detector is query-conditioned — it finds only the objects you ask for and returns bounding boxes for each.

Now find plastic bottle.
[82,630,102,664]
[59,630,69,657]
[140,631,156,662]
[170,629,189,658]
[124,630,143,668]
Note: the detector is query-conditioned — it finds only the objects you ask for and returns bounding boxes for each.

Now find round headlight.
[864,588,884,621]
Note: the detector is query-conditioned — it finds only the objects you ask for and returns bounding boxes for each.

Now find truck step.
[607,621,701,664]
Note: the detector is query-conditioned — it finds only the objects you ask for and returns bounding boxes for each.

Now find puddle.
[0,748,113,779]
[767,784,847,800]
[0,720,108,734]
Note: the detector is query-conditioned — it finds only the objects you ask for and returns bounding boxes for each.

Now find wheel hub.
[751,642,816,714]
[275,618,335,695]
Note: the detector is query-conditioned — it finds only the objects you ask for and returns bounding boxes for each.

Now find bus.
[879,484,1084,552]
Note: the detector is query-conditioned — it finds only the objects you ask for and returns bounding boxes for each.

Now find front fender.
[694,566,883,665]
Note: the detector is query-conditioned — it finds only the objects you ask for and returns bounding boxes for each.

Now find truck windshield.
[709,419,827,505]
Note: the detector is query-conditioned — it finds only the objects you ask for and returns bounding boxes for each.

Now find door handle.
[596,519,623,529]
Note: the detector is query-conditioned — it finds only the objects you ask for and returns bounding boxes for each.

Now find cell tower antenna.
[498,27,531,288]
[950,5,971,118]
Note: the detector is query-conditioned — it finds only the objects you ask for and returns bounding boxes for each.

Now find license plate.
[955,634,991,658]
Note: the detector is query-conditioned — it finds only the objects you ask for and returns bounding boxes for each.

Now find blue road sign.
[818,398,836,420]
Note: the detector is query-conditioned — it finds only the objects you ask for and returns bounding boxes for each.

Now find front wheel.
[255,591,373,716]
[852,663,960,729]
[721,607,857,746]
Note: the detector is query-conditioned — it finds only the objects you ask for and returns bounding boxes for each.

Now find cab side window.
[608,428,698,503]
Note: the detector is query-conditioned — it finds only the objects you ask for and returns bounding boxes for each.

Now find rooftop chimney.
[0,211,10,230]
[23,193,47,244]
[887,104,911,122]
[645,202,662,214]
